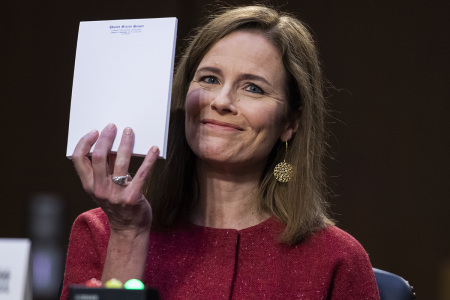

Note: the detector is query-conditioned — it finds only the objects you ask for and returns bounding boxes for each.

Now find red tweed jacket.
[61,208,380,299]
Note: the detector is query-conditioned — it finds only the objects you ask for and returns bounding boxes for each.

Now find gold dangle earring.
[274,140,293,183]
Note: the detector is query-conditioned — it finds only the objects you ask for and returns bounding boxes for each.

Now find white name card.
[67,18,178,159]
[0,239,31,300]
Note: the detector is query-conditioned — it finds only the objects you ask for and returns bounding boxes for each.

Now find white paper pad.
[0,239,31,300]
[67,18,178,158]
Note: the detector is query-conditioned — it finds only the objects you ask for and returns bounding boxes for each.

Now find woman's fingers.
[108,154,116,175]
[130,146,159,192]
[72,125,155,233]
[73,124,155,211]
[113,127,134,178]
[72,130,99,192]
[92,123,117,189]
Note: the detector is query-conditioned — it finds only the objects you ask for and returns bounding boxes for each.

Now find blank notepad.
[67,18,177,158]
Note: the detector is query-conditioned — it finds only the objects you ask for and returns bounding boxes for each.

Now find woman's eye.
[200,76,219,84]
[245,83,264,94]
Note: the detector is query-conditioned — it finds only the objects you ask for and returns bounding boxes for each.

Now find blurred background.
[2,0,449,299]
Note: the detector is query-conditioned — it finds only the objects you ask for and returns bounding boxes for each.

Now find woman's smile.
[201,119,244,131]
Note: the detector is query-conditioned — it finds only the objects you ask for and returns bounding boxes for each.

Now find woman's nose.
[210,86,238,114]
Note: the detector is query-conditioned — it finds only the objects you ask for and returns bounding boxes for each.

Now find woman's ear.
[280,108,301,142]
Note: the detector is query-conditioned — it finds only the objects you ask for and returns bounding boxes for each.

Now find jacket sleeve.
[60,208,110,300]
[330,237,380,300]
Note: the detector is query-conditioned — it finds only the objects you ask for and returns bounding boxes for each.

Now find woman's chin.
[190,138,236,157]
[195,148,236,164]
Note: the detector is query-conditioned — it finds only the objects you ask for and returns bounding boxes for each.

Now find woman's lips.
[201,119,244,131]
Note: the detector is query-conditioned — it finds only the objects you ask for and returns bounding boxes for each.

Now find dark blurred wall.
[2,0,449,299]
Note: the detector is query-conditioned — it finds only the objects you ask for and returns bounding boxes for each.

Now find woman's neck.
[190,159,270,230]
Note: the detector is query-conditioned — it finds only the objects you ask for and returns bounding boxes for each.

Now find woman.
[61,5,380,299]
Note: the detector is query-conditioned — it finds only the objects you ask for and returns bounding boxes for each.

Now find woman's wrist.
[109,225,151,240]
[101,229,150,283]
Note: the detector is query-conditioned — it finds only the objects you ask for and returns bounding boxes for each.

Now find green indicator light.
[124,279,145,290]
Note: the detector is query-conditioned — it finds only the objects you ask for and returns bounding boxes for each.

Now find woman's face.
[185,31,296,169]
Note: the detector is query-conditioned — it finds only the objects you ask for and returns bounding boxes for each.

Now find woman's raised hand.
[72,123,159,235]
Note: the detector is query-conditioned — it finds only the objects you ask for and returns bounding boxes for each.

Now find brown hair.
[145,5,332,245]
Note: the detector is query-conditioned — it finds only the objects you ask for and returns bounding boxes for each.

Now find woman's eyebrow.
[238,73,271,86]
[196,66,223,76]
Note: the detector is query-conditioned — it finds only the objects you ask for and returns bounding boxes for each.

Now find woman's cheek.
[185,87,202,117]
[242,101,282,132]
[185,86,212,117]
